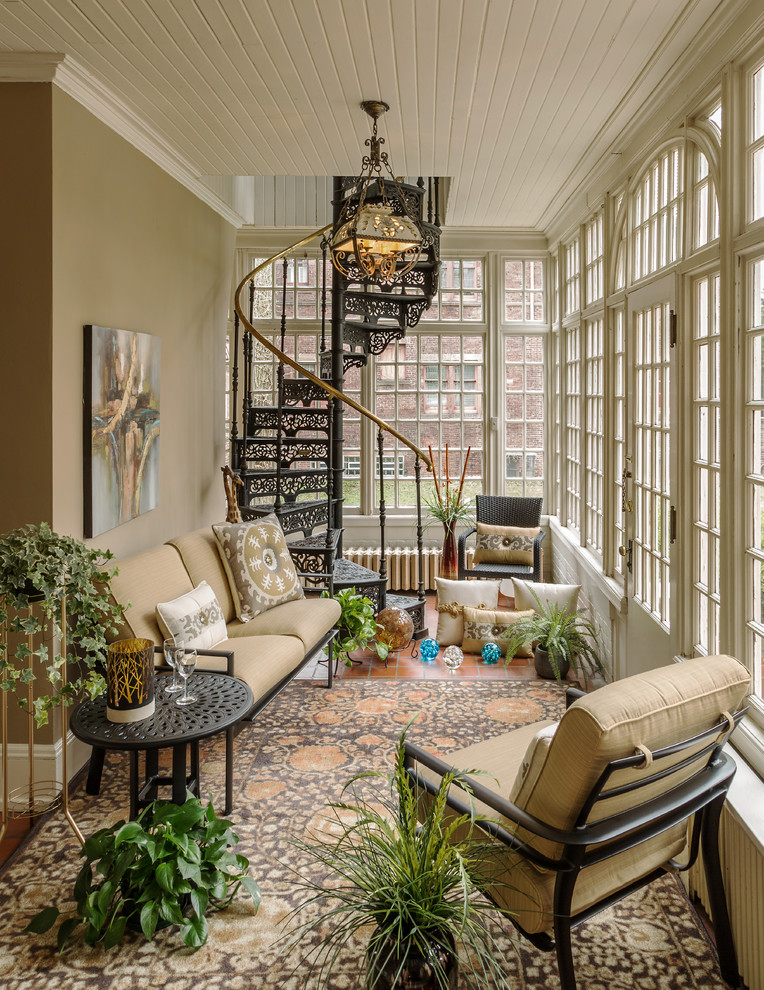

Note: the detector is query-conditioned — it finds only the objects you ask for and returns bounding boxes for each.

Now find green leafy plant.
[502,595,605,685]
[322,586,391,664]
[0,522,126,725]
[285,724,515,989]
[25,796,260,951]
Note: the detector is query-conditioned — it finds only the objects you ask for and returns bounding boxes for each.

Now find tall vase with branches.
[425,445,472,582]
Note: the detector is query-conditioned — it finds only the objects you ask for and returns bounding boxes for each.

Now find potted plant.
[322,586,391,665]
[0,522,125,726]
[25,795,261,950]
[285,725,514,989]
[501,596,605,685]
[423,444,473,582]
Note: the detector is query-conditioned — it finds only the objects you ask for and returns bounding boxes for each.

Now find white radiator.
[342,546,475,592]
[685,803,764,990]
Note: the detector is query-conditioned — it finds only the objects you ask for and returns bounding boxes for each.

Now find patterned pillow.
[435,577,501,646]
[461,606,535,658]
[512,578,580,616]
[156,581,227,649]
[212,516,304,622]
[473,523,541,565]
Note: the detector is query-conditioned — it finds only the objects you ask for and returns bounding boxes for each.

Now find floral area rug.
[0,680,727,989]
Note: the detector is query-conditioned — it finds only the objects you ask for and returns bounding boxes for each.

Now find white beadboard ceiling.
[0,0,741,228]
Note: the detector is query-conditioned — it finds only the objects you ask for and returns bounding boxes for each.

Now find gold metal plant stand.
[0,592,84,847]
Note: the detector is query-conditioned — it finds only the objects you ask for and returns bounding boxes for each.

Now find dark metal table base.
[71,673,253,818]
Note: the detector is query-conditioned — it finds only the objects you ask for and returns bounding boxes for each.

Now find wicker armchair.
[457,495,544,583]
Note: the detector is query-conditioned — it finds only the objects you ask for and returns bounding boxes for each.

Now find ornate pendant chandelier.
[330,101,430,284]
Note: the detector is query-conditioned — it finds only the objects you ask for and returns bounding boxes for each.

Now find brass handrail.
[233,225,433,472]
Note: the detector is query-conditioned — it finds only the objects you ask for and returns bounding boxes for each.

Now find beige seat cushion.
[109,544,194,645]
[168,528,238,623]
[194,634,305,701]
[225,596,341,652]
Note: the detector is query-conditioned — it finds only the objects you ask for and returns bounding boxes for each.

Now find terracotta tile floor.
[337,593,538,681]
[0,815,31,868]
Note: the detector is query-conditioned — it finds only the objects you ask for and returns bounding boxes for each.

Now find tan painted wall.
[1,85,236,755]
[51,89,236,558]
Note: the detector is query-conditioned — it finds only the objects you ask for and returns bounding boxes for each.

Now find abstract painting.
[84,325,160,537]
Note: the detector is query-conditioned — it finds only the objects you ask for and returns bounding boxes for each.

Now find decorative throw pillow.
[461,607,535,658]
[508,722,559,804]
[473,523,541,565]
[156,581,227,649]
[435,577,501,646]
[512,578,580,616]
[212,516,304,622]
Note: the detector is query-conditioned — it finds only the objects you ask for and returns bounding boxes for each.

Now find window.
[692,149,719,249]
[585,215,603,306]
[504,260,545,322]
[633,301,671,627]
[248,256,332,321]
[421,259,484,322]
[745,256,764,698]
[564,239,580,315]
[584,318,604,556]
[611,308,627,579]
[751,62,764,223]
[375,334,484,508]
[565,326,582,530]
[692,273,721,655]
[505,336,544,497]
[631,146,683,281]
[612,191,627,292]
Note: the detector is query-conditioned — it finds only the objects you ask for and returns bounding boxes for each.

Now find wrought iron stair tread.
[288,530,343,551]
[239,467,328,479]
[332,558,387,587]
[242,498,341,519]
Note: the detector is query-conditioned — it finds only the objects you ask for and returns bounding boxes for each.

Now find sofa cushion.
[167,528,238,624]
[473,523,540,565]
[512,577,580,616]
[224,597,341,652]
[156,581,227,650]
[108,544,194,645]
[194,634,305,701]
[435,577,501,646]
[461,606,534,657]
[212,516,304,622]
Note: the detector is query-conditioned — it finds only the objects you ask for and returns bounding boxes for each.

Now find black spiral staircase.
[229,176,442,639]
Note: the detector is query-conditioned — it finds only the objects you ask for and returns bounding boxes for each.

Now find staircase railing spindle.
[377,426,387,610]
[274,259,288,518]
[414,455,425,604]
[230,312,240,469]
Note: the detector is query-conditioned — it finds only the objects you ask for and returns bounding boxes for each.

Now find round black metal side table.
[70,672,253,819]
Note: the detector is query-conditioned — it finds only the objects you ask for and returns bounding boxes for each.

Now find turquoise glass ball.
[481,642,501,665]
[420,638,439,662]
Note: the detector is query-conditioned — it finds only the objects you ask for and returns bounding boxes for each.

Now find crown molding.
[0,52,65,81]
[0,53,245,229]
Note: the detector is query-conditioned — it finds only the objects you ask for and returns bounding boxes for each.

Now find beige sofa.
[107,525,341,701]
[85,525,341,812]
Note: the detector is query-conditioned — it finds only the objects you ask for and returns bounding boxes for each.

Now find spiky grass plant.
[285,724,516,989]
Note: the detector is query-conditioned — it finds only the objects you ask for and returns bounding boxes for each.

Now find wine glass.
[162,638,182,694]
[175,649,198,706]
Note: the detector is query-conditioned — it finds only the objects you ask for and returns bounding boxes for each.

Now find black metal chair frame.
[457,495,545,583]
[403,696,747,990]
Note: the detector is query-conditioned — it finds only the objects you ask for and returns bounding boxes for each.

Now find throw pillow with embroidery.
[461,606,535,657]
[473,523,541,565]
[434,576,501,646]
[212,515,304,622]
[156,581,227,649]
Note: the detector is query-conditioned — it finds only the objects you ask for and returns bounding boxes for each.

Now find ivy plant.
[0,522,126,725]
[25,796,261,951]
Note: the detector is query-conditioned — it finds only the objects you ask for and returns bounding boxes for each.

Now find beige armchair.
[404,654,750,990]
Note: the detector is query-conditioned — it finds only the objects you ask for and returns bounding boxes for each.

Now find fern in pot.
[284,725,515,989]
[502,596,605,685]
